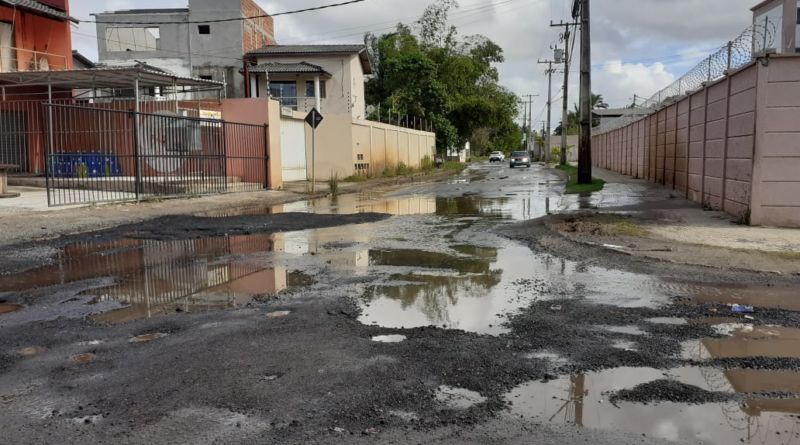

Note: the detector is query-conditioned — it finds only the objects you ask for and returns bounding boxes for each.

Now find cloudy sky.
[69,0,757,127]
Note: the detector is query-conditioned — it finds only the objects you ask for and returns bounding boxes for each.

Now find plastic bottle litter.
[731,304,755,314]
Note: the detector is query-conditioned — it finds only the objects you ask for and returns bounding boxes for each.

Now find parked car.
[489,151,505,163]
[509,151,531,168]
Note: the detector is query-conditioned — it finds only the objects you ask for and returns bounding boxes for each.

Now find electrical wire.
[81,0,371,25]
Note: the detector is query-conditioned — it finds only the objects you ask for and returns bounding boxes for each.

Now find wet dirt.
[3,163,800,444]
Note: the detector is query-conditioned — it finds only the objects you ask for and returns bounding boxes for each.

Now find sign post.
[304,108,324,193]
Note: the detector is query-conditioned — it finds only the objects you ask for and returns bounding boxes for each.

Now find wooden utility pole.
[575,0,592,183]
[521,94,539,153]
[538,60,555,163]
[552,20,578,166]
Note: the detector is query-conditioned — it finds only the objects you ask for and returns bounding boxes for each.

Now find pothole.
[129,333,168,343]
[435,385,487,409]
[0,303,22,314]
[71,353,97,364]
[371,335,407,343]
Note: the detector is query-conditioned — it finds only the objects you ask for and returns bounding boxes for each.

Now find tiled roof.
[246,44,367,56]
[0,0,78,22]
[249,62,331,76]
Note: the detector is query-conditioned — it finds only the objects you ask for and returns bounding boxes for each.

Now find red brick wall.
[241,0,276,52]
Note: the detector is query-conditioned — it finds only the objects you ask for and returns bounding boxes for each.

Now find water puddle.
[202,193,545,222]
[682,325,800,360]
[435,385,487,409]
[371,335,406,343]
[598,325,647,336]
[506,366,800,445]
[645,317,688,325]
[129,333,168,343]
[71,353,97,364]
[0,303,22,314]
[681,282,800,311]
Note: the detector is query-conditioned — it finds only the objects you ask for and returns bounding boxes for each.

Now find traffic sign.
[305,108,324,129]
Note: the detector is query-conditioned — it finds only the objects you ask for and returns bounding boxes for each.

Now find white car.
[489,151,505,163]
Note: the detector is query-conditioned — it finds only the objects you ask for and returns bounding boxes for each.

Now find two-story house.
[244,44,372,120]
[94,0,276,99]
[1,0,75,74]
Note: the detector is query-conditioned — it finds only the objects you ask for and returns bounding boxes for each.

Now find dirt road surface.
[2,163,800,444]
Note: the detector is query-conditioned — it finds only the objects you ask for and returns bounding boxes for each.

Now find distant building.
[751,0,799,53]
[0,0,76,73]
[592,107,649,128]
[71,50,94,69]
[244,45,372,119]
[93,0,276,98]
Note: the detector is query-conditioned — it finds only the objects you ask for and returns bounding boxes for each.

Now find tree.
[554,92,605,135]
[365,0,521,154]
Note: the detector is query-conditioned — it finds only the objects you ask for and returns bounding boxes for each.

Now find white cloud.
[594,60,676,107]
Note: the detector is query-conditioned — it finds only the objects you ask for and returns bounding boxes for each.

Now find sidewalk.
[547,167,800,274]
[0,169,458,248]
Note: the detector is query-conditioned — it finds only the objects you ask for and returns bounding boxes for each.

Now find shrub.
[328,172,340,196]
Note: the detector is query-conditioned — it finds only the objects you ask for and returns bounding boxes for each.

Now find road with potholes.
[2,163,800,444]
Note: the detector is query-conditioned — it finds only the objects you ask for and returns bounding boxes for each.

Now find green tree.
[365,0,521,154]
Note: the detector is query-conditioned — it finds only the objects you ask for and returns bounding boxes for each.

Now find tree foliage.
[365,0,521,154]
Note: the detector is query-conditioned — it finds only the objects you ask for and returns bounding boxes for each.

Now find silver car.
[509,151,531,168]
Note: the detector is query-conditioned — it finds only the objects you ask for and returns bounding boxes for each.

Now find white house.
[244,44,372,119]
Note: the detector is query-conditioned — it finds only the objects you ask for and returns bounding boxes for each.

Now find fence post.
[131,111,141,201]
[222,121,228,192]
[263,123,270,189]
[726,41,733,72]
[44,103,52,207]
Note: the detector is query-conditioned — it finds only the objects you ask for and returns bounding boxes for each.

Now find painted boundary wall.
[296,113,436,181]
[593,55,800,227]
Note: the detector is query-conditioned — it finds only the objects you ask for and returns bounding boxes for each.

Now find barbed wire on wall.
[594,18,777,135]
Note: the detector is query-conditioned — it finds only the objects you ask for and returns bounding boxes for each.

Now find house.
[71,50,95,69]
[0,0,76,73]
[751,0,799,53]
[93,0,276,99]
[244,44,372,119]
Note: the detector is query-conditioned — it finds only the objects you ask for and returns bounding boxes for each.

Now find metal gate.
[0,110,29,172]
[44,103,269,206]
[280,116,307,182]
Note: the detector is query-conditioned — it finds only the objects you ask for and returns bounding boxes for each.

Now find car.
[509,151,531,168]
[488,151,505,163]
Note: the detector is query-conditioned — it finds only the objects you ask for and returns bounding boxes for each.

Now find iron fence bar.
[263,123,270,190]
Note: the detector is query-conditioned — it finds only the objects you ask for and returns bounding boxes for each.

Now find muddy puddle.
[506,365,800,445]
[0,233,313,324]
[200,193,547,222]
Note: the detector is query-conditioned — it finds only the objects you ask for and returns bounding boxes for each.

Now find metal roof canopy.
[0,67,224,92]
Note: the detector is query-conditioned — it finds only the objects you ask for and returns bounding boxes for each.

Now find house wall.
[592,55,800,227]
[0,5,73,72]
[220,97,282,189]
[752,0,798,53]
[96,0,275,98]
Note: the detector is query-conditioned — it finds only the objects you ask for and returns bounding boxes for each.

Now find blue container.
[50,153,123,178]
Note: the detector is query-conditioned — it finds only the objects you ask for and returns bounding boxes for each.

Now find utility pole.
[521,94,539,153]
[552,20,578,166]
[521,98,529,151]
[538,59,555,163]
[575,0,592,183]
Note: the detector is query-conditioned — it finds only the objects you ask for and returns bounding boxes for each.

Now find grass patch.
[327,172,340,196]
[556,164,605,194]
[443,161,467,172]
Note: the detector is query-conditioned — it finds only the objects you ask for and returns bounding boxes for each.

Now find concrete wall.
[593,56,800,227]
[550,135,579,162]
[297,114,435,181]
[751,55,800,226]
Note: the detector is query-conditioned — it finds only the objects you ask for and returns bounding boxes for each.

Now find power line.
[82,0,371,25]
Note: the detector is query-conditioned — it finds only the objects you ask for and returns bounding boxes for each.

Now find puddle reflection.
[506,366,800,445]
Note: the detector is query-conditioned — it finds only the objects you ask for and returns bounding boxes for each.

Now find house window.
[305,80,326,98]
[357,154,364,161]
[198,25,210,35]
[105,27,160,52]
[269,81,298,109]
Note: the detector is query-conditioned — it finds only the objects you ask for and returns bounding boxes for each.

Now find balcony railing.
[0,46,68,73]
[272,96,318,113]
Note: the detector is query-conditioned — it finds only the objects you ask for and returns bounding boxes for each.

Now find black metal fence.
[44,103,269,206]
